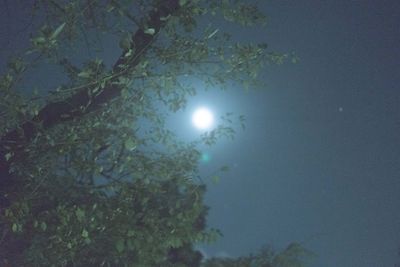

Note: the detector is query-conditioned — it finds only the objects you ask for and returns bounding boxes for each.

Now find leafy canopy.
[0,0,304,266]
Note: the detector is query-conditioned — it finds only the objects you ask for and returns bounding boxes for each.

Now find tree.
[203,243,315,267]
[0,0,299,266]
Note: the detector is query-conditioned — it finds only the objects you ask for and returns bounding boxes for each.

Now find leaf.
[81,229,89,238]
[106,3,115,12]
[179,0,188,6]
[127,230,135,237]
[291,55,300,64]
[116,239,125,253]
[12,223,18,232]
[121,88,129,99]
[123,49,133,58]
[220,165,230,172]
[144,28,155,35]
[239,114,246,130]
[119,34,132,50]
[211,175,220,184]
[9,58,25,73]
[160,15,171,21]
[4,152,12,161]
[75,208,85,222]
[124,138,137,151]
[51,22,66,39]
[169,237,183,248]
[32,36,46,45]
[41,222,47,231]
[77,71,90,78]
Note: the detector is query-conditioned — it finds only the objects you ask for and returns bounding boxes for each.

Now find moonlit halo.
[192,107,214,130]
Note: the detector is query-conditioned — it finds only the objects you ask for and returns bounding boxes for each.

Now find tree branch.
[0,0,180,190]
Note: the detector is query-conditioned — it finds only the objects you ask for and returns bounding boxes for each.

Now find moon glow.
[192,107,214,130]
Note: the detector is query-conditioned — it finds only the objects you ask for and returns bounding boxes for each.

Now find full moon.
[192,107,214,130]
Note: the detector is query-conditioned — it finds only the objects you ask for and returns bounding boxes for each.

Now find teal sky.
[194,1,400,266]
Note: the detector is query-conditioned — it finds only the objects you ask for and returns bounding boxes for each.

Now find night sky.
[182,1,400,266]
[1,1,400,267]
